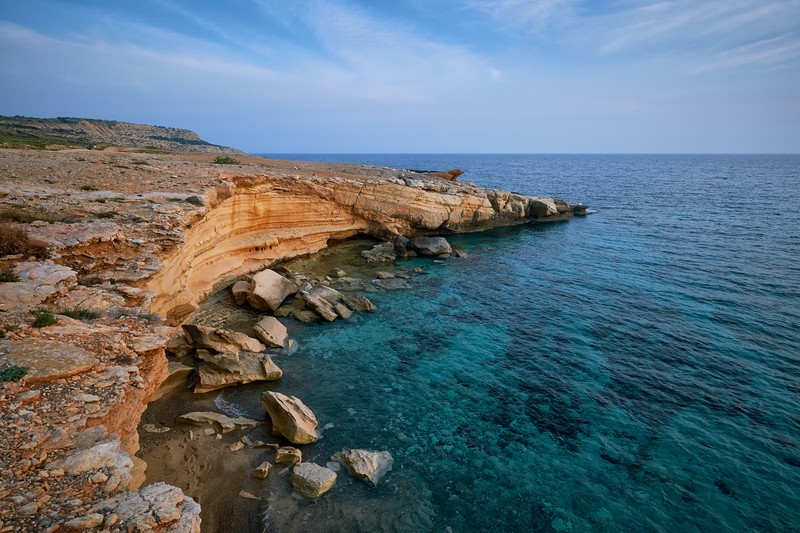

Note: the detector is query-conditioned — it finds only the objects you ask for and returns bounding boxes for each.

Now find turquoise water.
[236,155,800,531]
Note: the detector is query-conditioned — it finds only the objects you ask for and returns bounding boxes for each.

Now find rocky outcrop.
[261,391,319,444]
[333,449,394,487]
[94,482,201,532]
[291,463,337,498]
[148,174,578,323]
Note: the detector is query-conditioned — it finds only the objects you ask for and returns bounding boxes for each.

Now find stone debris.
[275,446,302,465]
[94,482,201,532]
[253,461,272,479]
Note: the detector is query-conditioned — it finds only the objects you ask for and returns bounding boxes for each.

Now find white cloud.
[470,0,577,34]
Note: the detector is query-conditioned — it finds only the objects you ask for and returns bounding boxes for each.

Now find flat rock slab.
[0,339,98,384]
[176,411,261,433]
[0,262,76,313]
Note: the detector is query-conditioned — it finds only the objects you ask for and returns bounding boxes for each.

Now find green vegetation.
[0,130,82,150]
[96,211,118,219]
[0,208,81,224]
[213,155,241,165]
[184,196,204,206]
[0,223,49,258]
[58,308,100,321]
[0,365,28,382]
[0,270,20,282]
[31,309,57,328]
[80,184,98,191]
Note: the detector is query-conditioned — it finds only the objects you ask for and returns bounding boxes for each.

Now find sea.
[200,154,800,531]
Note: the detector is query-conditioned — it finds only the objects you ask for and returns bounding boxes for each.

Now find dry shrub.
[0,223,49,258]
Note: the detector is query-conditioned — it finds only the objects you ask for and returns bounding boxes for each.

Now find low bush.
[0,223,49,258]
[0,365,28,382]
[213,155,240,165]
[58,308,100,321]
[96,211,117,219]
[31,308,57,328]
[184,196,204,206]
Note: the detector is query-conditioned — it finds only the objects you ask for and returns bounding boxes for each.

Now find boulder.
[182,324,265,354]
[361,242,396,263]
[176,411,261,433]
[342,294,375,312]
[307,285,345,304]
[231,280,252,306]
[299,291,338,322]
[194,351,282,393]
[253,316,288,348]
[333,302,352,319]
[291,463,337,499]
[527,198,559,218]
[247,269,298,311]
[330,268,347,278]
[333,449,394,487]
[261,391,319,444]
[275,446,302,465]
[253,461,272,480]
[409,236,452,256]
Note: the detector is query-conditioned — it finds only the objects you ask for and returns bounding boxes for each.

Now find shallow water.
[150,155,800,532]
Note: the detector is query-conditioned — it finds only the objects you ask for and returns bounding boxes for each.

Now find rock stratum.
[0,140,584,531]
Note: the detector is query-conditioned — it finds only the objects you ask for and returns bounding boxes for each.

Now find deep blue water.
[244,154,800,531]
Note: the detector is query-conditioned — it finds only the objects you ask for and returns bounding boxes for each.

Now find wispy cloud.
[470,0,577,34]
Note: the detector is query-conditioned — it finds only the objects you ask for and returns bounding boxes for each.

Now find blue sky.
[1,0,798,153]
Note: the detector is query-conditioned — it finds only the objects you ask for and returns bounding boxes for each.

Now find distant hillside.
[0,115,242,154]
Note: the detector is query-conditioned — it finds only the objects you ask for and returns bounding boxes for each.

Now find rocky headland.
[0,128,585,531]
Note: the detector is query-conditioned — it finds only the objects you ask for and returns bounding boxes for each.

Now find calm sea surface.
[226,154,800,531]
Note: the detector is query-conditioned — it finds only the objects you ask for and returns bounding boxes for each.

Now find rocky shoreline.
[0,146,585,532]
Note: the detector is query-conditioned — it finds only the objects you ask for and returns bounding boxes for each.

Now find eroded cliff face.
[148,173,573,322]
[0,148,580,532]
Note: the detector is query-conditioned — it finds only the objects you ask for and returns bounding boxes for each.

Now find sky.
[1,0,799,153]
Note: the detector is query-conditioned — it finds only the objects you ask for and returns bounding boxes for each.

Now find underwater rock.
[291,463,337,498]
[361,242,397,263]
[342,294,375,312]
[261,391,319,444]
[333,449,393,487]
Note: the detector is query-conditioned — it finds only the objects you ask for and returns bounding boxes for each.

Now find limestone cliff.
[148,173,576,322]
